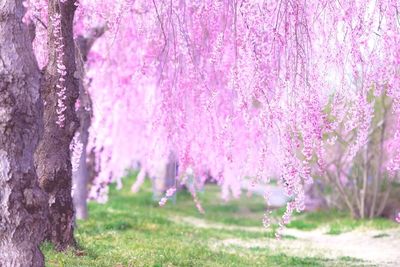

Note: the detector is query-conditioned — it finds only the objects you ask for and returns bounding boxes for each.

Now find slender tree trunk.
[72,129,90,220]
[327,169,356,218]
[377,177,394,216]
[0,1,48,265]
[71,40,91,220]
[34,0,79,250]
[87,147,99,185]
[131,167,147,193]
[72,28,105,220]
[360,145,368,219]
[370,98,388,218]
[72,85,91,219]
[164,152,177,191]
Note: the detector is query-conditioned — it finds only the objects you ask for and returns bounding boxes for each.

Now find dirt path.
[171,216,400,266]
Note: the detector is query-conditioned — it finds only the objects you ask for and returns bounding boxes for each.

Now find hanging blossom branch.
[51,0,80,127]
[158,187,176,206]
[70,132,83,172]
[51,11,68,127]
[82,0,400,227]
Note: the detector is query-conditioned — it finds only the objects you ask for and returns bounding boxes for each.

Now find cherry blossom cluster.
[79,0,400,227]
[17,0,397,225]
[159,187,176,207]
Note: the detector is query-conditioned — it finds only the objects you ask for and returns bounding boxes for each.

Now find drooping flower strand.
[80,0,400,229]
[50,12,68,127]
[275,201,296,239]
[262,192,273,229]
[158,187,176,207]
[70,132,84,172]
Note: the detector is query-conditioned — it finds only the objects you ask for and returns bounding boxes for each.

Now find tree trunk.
[72,76,91,219]
[131,167,147,193]
[0,1,48,265]
[34,0,79,251]
[72,28,105,220]
[72,129,89,220]
[164,152,178,191]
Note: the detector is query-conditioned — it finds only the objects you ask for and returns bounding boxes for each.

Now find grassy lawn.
[43,173,399,266]
[287,209,398,235]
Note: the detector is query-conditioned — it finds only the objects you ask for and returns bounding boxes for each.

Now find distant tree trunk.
[71,40,89,221]
[150,152,178,201]
[34,0,79,250]
[164,152,178,191]
[87,147,99,185]
[0,0,48,265]
[72,27,105,220]
[304,182,326,211]
[72,103,91,219]
[131,167,147,193]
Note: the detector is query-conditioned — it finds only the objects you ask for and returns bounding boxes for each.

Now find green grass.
[287,209,399,235]
[43,173,397,266]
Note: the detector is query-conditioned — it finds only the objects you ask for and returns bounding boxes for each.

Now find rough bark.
[0,1,48,266]
[72,28,104,220]
[34,0,79,251]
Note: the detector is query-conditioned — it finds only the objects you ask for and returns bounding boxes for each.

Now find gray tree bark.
[164,152,178,191]
[72,130,90,220]
[0,0,48,266]
[72,28,104,220]
[34,0,79,251]
[72,104,90,220]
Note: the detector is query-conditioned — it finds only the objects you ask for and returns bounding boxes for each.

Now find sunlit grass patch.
[43,174,397,266]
